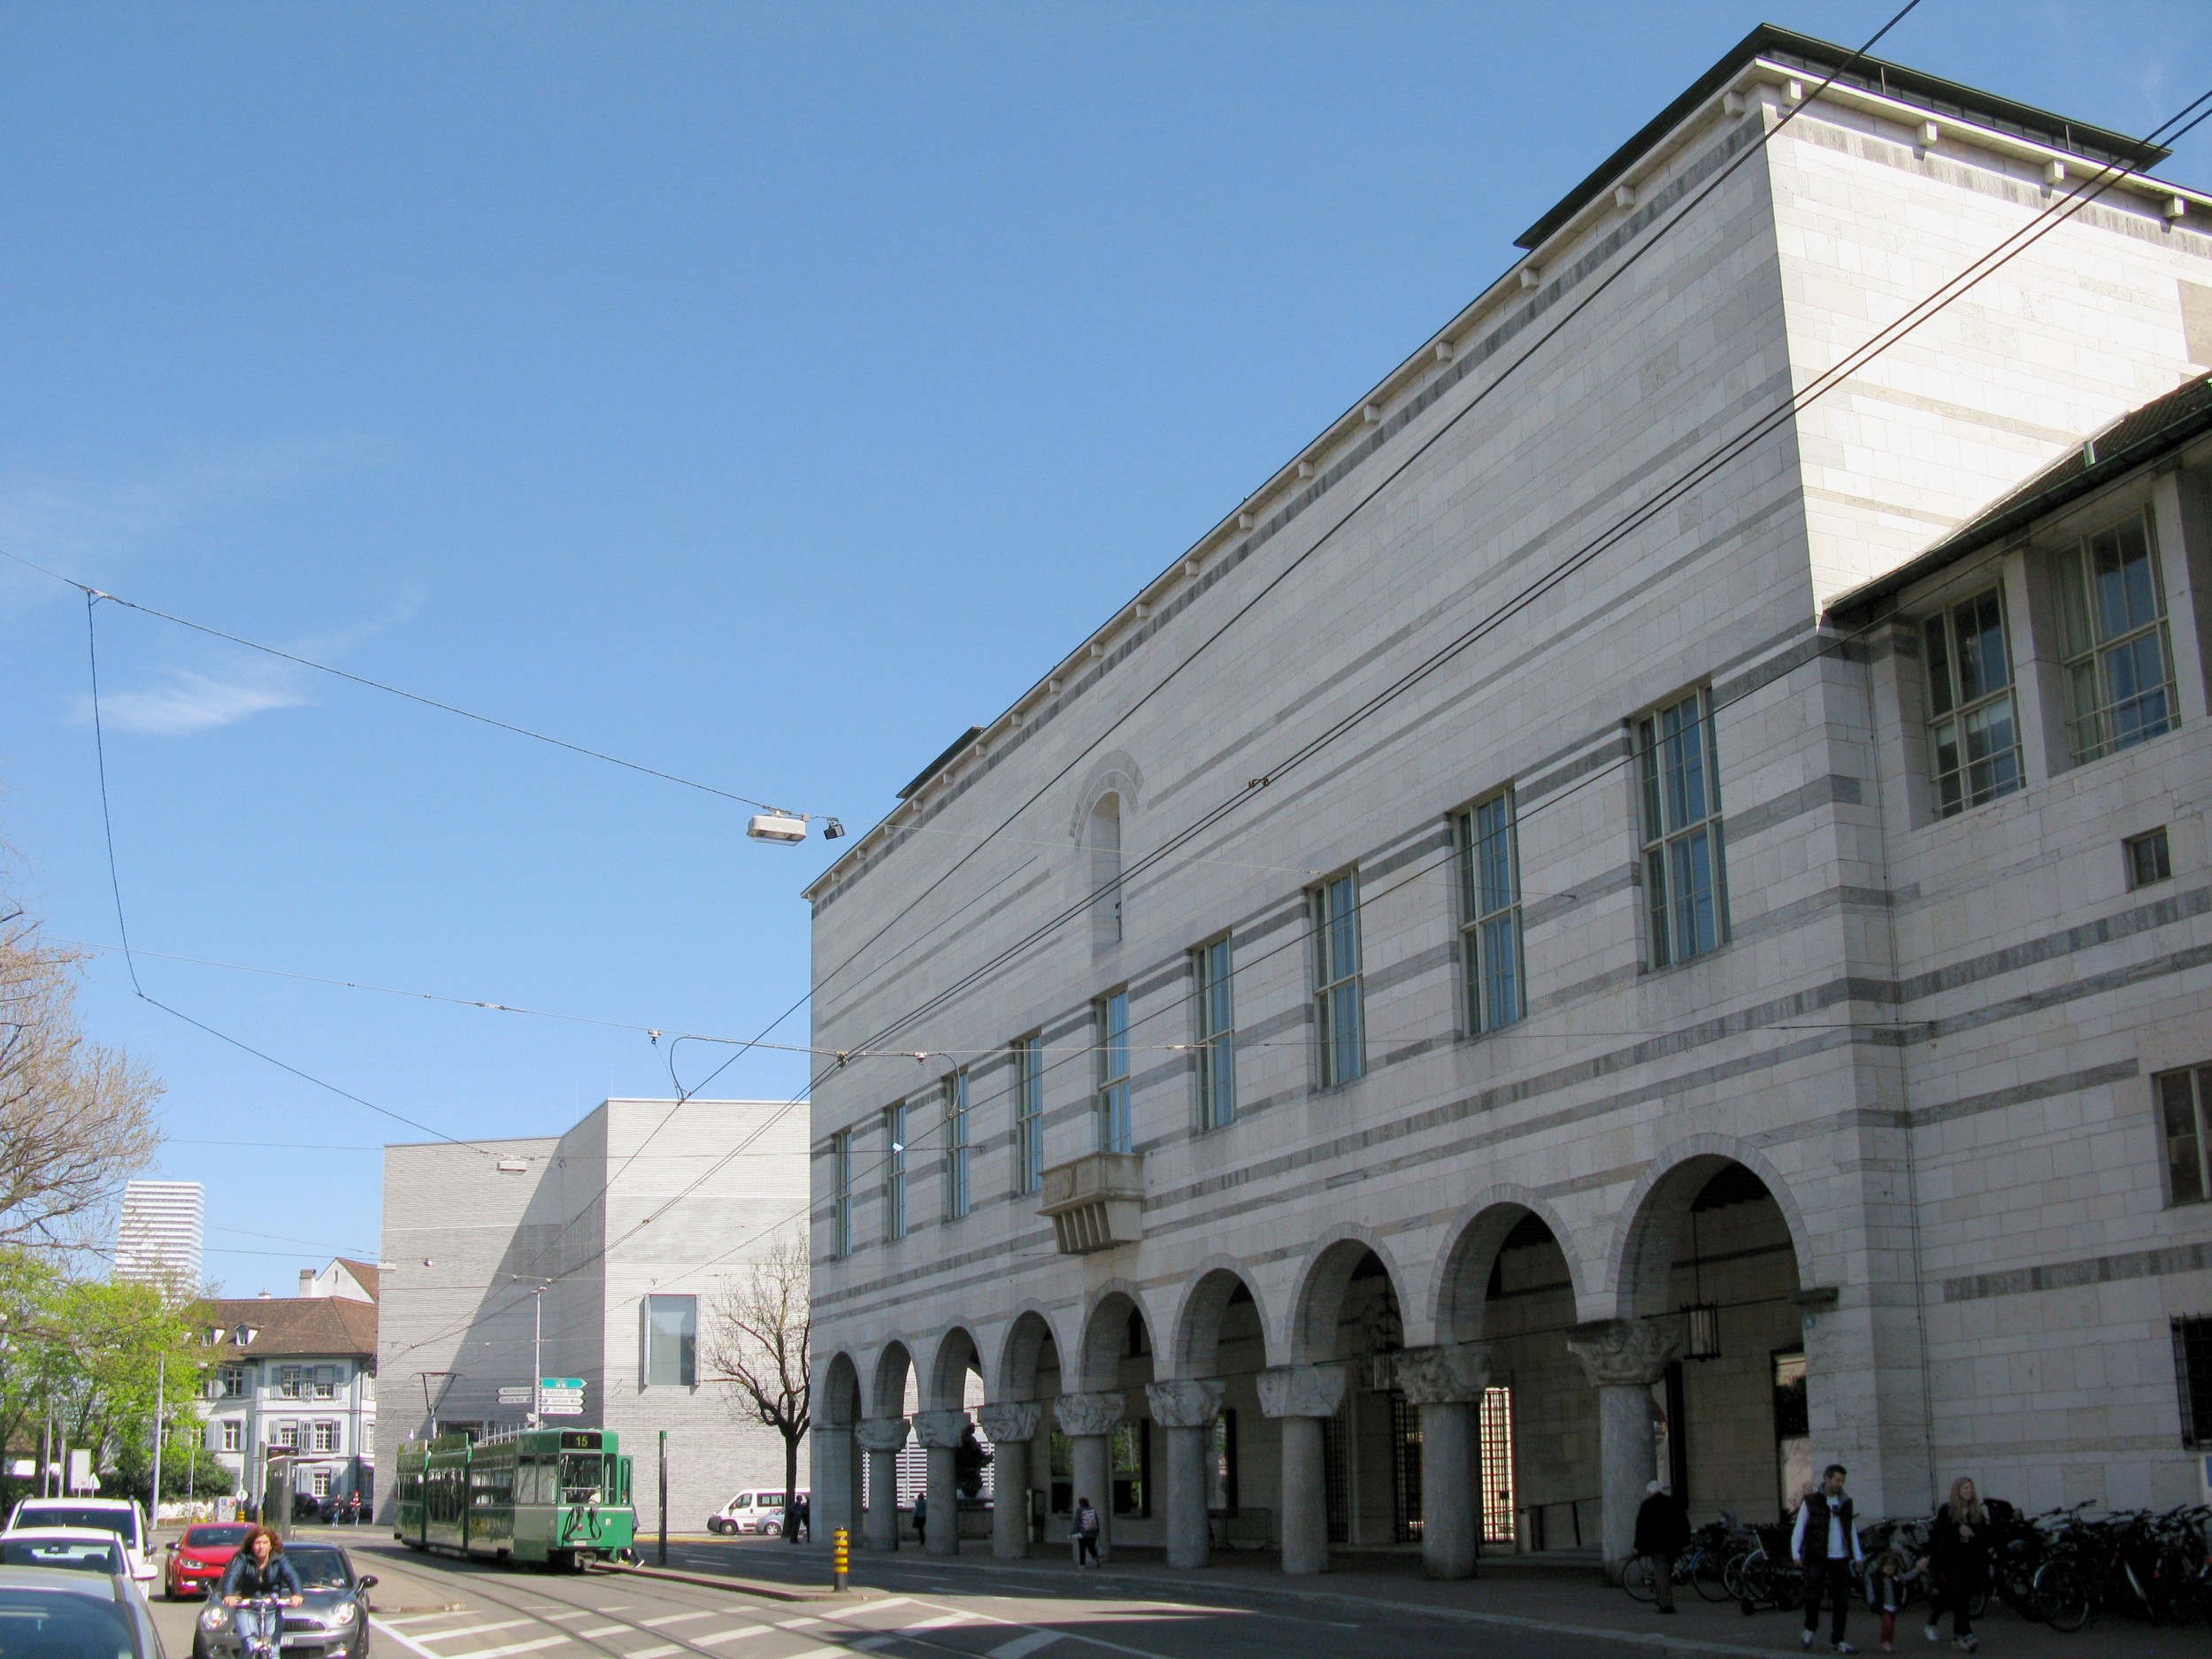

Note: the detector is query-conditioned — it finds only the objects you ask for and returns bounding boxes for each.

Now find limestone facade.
[803,26,2212,1574]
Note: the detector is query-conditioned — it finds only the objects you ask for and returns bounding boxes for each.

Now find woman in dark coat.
[218,1525,303,1655]
[1925,1476,1988,1651]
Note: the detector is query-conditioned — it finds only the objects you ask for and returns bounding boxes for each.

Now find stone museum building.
[803,25,2212,1576]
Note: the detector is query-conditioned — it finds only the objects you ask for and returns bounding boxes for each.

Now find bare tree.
[703,1233,810,1540]
[0,908,163,1249]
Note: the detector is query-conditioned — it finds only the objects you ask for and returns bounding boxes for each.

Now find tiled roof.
[334,1258,380,1302]
[1826,370,2212,621]
[197,1294,378,1362]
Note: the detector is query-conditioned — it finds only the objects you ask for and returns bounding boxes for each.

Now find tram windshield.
[560,1453,604,1502]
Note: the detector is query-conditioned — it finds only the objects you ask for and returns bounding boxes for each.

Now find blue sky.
[2,1,2207,1293]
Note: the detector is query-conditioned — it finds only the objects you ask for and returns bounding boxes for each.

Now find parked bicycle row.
[1624,1465,2212,1653]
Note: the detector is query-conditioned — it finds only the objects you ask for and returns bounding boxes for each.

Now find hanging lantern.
[1682,1302,1722,1361]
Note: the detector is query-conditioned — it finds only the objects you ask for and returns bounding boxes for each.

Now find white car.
[706,1490,806,1536]
[3,1498,156,1594]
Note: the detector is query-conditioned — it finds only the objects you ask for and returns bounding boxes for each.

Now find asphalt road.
[143,1533,1720,1659]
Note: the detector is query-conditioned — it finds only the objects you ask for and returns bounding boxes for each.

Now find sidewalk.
[686,1540,2212,1658]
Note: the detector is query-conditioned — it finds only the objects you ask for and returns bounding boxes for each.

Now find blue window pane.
[1481,915,1518,1025]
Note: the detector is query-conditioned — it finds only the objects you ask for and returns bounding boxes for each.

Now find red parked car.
[164,1523,251,1600]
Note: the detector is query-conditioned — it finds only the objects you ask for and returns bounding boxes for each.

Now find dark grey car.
[0,1563,165,1659]
[192,1546,376,1659]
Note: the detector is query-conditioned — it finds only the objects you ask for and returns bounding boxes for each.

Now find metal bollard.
[833,1527,849,1592]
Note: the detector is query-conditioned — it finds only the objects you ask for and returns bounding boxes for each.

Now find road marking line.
[687,1631,768,1647]
[897,1616,977,1632]
[413,1622,536,1642]
[541,1612,595,1624]
[373,1622,463,1659]
[624,1646,681,1658]
[574,1626,629,1640]
[774,1618,826,1630]
[987,1634,1061,1659]
[641,1614,718,1628]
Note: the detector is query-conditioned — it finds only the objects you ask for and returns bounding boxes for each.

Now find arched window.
[1089,793,1123,946]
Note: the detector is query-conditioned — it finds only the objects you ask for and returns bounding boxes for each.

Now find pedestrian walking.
[1868,1549,1925,1652]
[791,1494,810,1542]
[912,1492,926,1548]
[1793,1463,1864,1654]
[1071,1496,1101,1567]
[1924,1477,1988,1652]
[1632,1479,1690,1614]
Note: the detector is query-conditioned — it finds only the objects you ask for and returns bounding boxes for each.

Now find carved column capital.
[910,1409,970,1450]
[1393,1341,1494,1405]
[1256,1363,1346,1420]
[1055,1391,1125,1439]
[853,1416,911,1455]
[1144,1378,1223,1429]
[973,1402,1042,1444]
[1565,1316,1683,1388]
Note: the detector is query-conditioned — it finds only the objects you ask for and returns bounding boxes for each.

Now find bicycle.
[225,1594,302,1659]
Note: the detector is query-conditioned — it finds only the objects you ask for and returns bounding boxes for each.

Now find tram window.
[560,1452,604,1502]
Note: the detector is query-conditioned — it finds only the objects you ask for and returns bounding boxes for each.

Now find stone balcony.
[1037,1150,1144,1254]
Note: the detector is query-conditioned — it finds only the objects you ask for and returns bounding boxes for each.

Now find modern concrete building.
[114,1180,204,1292]
[376,1099,810,1534]
[803,25,2212,1579]
[196,1258,379,1506]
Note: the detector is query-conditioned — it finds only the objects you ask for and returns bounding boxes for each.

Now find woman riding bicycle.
[218,1525,303,1655]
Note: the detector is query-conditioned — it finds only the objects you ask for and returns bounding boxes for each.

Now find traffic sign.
[496,1386,534,1406]
[540,1377,586,1417]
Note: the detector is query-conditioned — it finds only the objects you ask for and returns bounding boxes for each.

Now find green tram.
[393,1428,636,1569]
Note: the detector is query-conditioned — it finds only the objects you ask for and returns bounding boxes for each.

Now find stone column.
[974,1402,1041,1560]
[1055,1392,1124,1563]
[853,1417,910,1553]
[1257,1363,1345,1576]
[911,1409,969,1556]
[812,1410,859,1547]
[1146,1379,1224,1570]
[1394,1342,1493,1581]
[1566,1317,1683,1580]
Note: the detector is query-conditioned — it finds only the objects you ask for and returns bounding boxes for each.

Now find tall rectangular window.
[1636,689,1727,968]
[1479,1386,1516,1543]
[2175,1317,2212,1445]
[831,1130,853,1256]
[645,1294,697,1386]
[311,1421,340,1454]
[1311,872,1365,1087]
[2057,512,2178,762]
[220,1420,242,1453]
[1013,1035,1044,1194]
[2160,1064,2212,1208]
[883,1103,908,1240]
[1192,936,1236,1130]
[943,1071,971,1220]
[1924,587,2023,816]
[1094,991,1131,1153]
[1455,790,1524,1033]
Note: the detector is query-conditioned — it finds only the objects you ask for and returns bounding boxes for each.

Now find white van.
[705,1490,807,1536]
[3,1499,156,1594]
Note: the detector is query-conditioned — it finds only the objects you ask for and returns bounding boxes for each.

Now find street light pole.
[530,1289,543,1430]
[150,1353,165,1532]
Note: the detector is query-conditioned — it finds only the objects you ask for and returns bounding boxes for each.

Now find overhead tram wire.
[801,77,2212,1079]
[798,0,1933,1023]
[4,547,814,820]
[82,593,501,1155]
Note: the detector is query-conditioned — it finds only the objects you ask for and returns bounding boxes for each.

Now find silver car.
[0,1562,165,1659]
[192,1545,377,1659]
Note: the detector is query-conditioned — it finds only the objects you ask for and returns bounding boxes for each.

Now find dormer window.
[234,1325,256,1348]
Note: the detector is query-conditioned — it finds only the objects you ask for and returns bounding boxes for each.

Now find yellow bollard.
[833,1527,849,1593]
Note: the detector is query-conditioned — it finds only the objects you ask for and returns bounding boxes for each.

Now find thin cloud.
[76,662,311,736]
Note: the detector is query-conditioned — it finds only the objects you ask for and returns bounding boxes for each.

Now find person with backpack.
[1925,1477,1988,1651]
[1071,1496,1101,1567]
[1792,1463,1864,1654]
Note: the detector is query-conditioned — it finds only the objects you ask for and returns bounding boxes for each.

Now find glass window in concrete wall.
[1110,1420,1149,1517]
[1311,872,1365,1087]
[1636,689,1727,968]
[1192,935,1236,1130]
[2057,511,2178,762]
[883,1104,908,1240]
[2160,1064,2212,1207]
[831,1130,853,1256]
[1209,1411,1238,1510]
[2176,1317,2212,1445]
[1012,1035,1044,1194]
[1924,587,2023,815]
[1479,1386,1515,1544]
[1455,790,1524,1033]
[1094,991,1131,1153]
[219,1364,248,1399]
[220,1420,241,1453]
[311,1421,339,1454]
[646,1294,697,1386]
[943,1070,971,1220]
[1090,794,1123,947]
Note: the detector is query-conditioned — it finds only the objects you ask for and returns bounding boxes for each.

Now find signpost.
[496,1386,534,1407]
[540,1378,586,1417]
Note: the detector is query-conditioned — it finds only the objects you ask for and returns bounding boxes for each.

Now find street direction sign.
[496,1386,534,1405]
[540,1377,586,1417]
